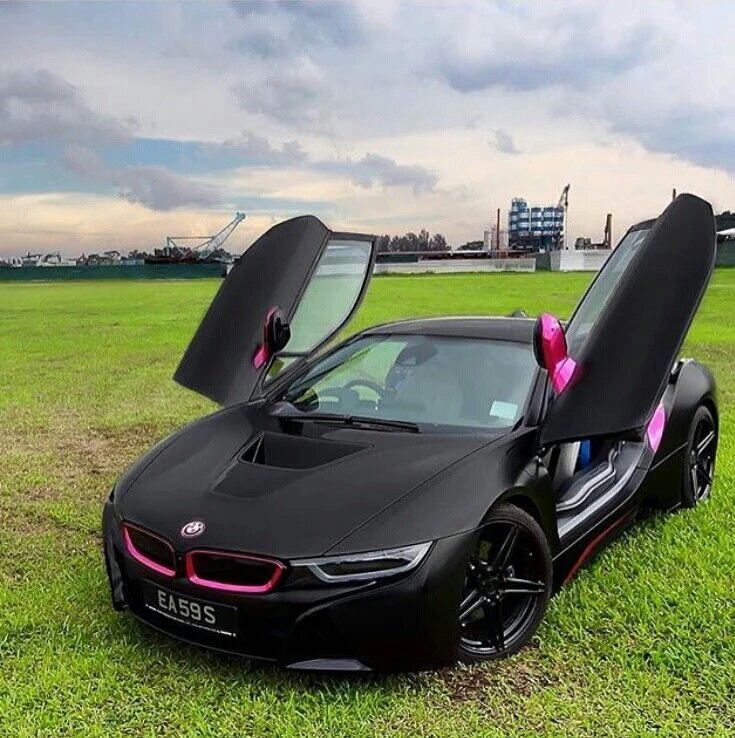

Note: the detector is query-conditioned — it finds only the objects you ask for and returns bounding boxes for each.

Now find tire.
[681,405,717,508]
[457,503,552,663]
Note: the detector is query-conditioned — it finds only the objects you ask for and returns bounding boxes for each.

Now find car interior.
[545,437,647,541]
[285,335,537,431]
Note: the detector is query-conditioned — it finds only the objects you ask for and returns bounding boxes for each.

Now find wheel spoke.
[695,463,713,487]
[696,430,715,456]
[466,560,480,582]
[500,576,546,595]
[459,590,485,621]
[483,599,505,651]
[690,466,699,493]
[491,525,519,569]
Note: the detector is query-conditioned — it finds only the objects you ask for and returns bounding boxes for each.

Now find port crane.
[165,212,246,261]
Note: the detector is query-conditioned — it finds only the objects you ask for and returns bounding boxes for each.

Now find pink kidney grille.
[646,402,666,452]
[122,523,176,577]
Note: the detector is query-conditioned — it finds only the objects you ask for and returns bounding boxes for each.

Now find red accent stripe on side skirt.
[562,513,634,586]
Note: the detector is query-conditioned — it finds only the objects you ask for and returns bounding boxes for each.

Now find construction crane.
[165,212,246,261]
[557,184,570,249]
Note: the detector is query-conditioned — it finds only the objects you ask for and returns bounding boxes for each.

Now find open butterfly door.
[174,216,376,406]
[539,194,717,446]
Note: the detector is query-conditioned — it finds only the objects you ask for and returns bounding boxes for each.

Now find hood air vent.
[240,432,365,470]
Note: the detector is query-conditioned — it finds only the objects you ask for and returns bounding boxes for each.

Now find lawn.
[1,271,733,737]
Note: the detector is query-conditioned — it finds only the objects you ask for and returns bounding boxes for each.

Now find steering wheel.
[343,379,385,398]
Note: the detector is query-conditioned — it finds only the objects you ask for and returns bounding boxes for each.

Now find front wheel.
[681,405,717,508]
[457,503,552,663]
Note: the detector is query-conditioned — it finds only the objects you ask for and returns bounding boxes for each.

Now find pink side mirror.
[253,306,291,369]
[533,313,577,393]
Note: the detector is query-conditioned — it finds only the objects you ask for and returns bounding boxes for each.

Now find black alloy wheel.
[682,405,717,508]
[457,503,552,662]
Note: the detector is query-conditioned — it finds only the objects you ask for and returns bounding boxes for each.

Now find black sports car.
[103,194,719,672]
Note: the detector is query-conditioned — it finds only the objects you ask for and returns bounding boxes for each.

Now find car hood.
[115,405,496,559]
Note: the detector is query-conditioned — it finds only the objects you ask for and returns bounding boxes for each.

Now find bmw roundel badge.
[181,520,205,538]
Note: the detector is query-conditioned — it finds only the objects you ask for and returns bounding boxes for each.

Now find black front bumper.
[103,501,475,672]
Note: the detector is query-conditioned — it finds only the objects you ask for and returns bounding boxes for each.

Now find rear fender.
[639,359,717,509]
[655,360,717,463]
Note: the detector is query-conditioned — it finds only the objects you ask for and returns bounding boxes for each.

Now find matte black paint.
[104,197,719,671]
[105,352,715,669]
[104,500,475,670]
[541,194,717,445]
[174,216,376,405]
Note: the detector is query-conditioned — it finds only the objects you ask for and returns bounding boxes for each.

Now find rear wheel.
[681,405,717,508]
[457,503,552,663]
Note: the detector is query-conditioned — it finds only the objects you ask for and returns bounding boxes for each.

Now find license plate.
[143,581,238,637]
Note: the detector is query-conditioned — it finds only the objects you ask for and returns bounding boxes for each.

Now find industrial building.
[508,196,566,251]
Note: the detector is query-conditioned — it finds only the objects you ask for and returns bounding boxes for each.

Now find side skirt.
[557,510,636,587]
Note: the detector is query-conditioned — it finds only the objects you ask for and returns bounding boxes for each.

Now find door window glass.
[286,239,372,354]
[565,227,650,355]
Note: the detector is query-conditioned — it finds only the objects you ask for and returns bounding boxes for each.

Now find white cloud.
[0,68,131,146]
[114,166,221,211]
[220,131,308,166]
[490,129,520,155]
[63,143,222,211]
[345,153,437,195]
[230,58,330,130]
[433,3,656,92]
[0,1,734,256]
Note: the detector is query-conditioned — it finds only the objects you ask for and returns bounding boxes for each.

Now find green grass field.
[1,271,733,737]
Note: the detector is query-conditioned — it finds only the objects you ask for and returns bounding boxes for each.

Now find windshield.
[565,226,650,355]
[281,334,537,431]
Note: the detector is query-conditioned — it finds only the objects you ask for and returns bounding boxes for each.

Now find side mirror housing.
[533,313,577,393]
[253,306,291,369]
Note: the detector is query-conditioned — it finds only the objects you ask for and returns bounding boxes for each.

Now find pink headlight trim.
[185,550,285,594]
[122,523,176,578]
[646,401,666,452]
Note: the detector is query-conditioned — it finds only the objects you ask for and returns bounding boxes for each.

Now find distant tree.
[418,229,430,251]
[428,233,449,252]
[377,235,392,252]
[375,229,451,253]
[457,240,483,251]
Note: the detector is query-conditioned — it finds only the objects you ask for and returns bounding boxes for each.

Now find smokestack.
[496,207,501,251]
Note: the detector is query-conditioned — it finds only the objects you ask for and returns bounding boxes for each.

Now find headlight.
[294,542,432,583]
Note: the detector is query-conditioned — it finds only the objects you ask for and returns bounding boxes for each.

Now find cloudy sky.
[1,0,734,258]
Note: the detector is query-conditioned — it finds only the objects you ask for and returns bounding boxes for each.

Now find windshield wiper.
[280,410,421,434]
